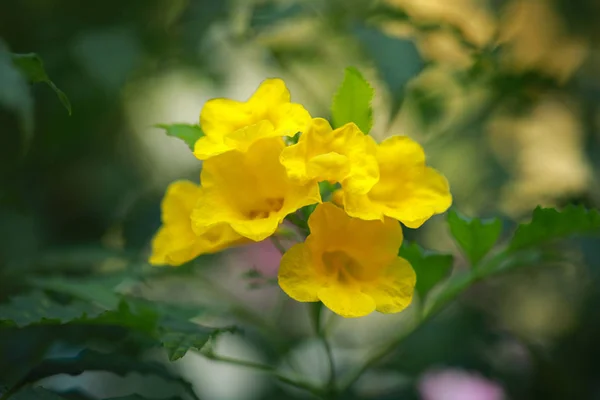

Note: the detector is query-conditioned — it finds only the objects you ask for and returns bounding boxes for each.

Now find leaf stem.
[337,249,519,394]
[270,235,287,255]
[203,352,325,398]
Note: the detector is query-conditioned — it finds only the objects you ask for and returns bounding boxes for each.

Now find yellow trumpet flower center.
[321,250,371,282]
[247,197,285,220]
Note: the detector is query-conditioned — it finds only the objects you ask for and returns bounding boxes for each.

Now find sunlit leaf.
[331,67,374,134]
[399,242,453,301]
[155,123,204,150]
[447,210,503,265]
[509,205,600,251]
[12,53,72,115]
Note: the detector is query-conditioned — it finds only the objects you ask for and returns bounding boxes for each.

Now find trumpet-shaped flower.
[194,79,311,160]
[149,181,244,266]
[278,203,416,318]
[191,137,321,242]
[341,136,452,228]
[280,118,379,194]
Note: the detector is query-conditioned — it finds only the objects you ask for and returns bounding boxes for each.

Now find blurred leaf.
[159,317,235,361]
[0,291,105,327]
[447,210,503,265]
[12,53,72,115]
[20,349,198,399]
[0,41,34,151]
[509,205,600,251]
[155,123,204,150]
[423,270,473,317]
[29,276,123,309]
[11,386,67,400]
[399,242,453,301]
[105,396,181,400]
[352,25,423,119]
[331,67,373,133]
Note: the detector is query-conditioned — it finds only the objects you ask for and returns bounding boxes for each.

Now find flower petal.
[318,282,376,318]
[199,98,250,139]
[278,243,322,302]
[363,257,416,314]
[307,203,402,268]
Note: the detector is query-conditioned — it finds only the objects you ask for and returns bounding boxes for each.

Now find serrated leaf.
[0,291,105,327]
[20,349,197,400]
[12,53,72,115]
[331,67,374,133]
[156,123,204,150]
[509,205,600,251]
[29,276,122,309]
[447,210,503,266]
[399,242,453,301]
[159,318,236,361]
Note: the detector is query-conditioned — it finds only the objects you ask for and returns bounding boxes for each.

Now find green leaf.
[159,318,236,361]
[12,53,72,115]
[0,41,34,151]
[104,396,181,400]
[509,205,600,251]
[447,210,503,265]
[29,275,123,309]
[156,123,204,150]
[11,386,68,400]
[399,242,453,301]
[20,349,198,399]
[331,67,374,134]
[0,291,105,327]
[352,25,423,119]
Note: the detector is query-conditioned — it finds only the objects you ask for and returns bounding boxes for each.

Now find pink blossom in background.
[230,239,283,277]
[418,368,506,400]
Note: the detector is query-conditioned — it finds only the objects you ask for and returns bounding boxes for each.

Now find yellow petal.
[192,137,320,242]
[247,78,291,111]
[318,282,376,318]
[196,79,311,160]
[343,135,451,227]
[307,203,402,267]
[278,243,322,302]
[193,136,232,160]
[199,98,250,139]
[149,181,243,266]
[363,257,416,314]
[280,119,378,193]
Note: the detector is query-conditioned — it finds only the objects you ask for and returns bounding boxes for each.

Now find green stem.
[270,235,287,255]
[203,352,325,398]
[338,249,528,394]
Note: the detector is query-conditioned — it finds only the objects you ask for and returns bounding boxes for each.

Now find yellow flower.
[279,118,379,194]
[340,136,452,228]
[149,181,244,267]
[278,203,416,318]
[191,137,321,242]
[194,79,312,160]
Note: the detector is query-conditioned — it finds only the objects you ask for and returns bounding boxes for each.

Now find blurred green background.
[1,0,600,399]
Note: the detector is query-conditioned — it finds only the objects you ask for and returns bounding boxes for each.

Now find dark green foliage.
[447,210,503,265]
[399,242,453,302]
[509,205,600,251]
[12,53,72,115]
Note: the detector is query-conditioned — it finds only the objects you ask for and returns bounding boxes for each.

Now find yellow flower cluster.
[150,79,452,317]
